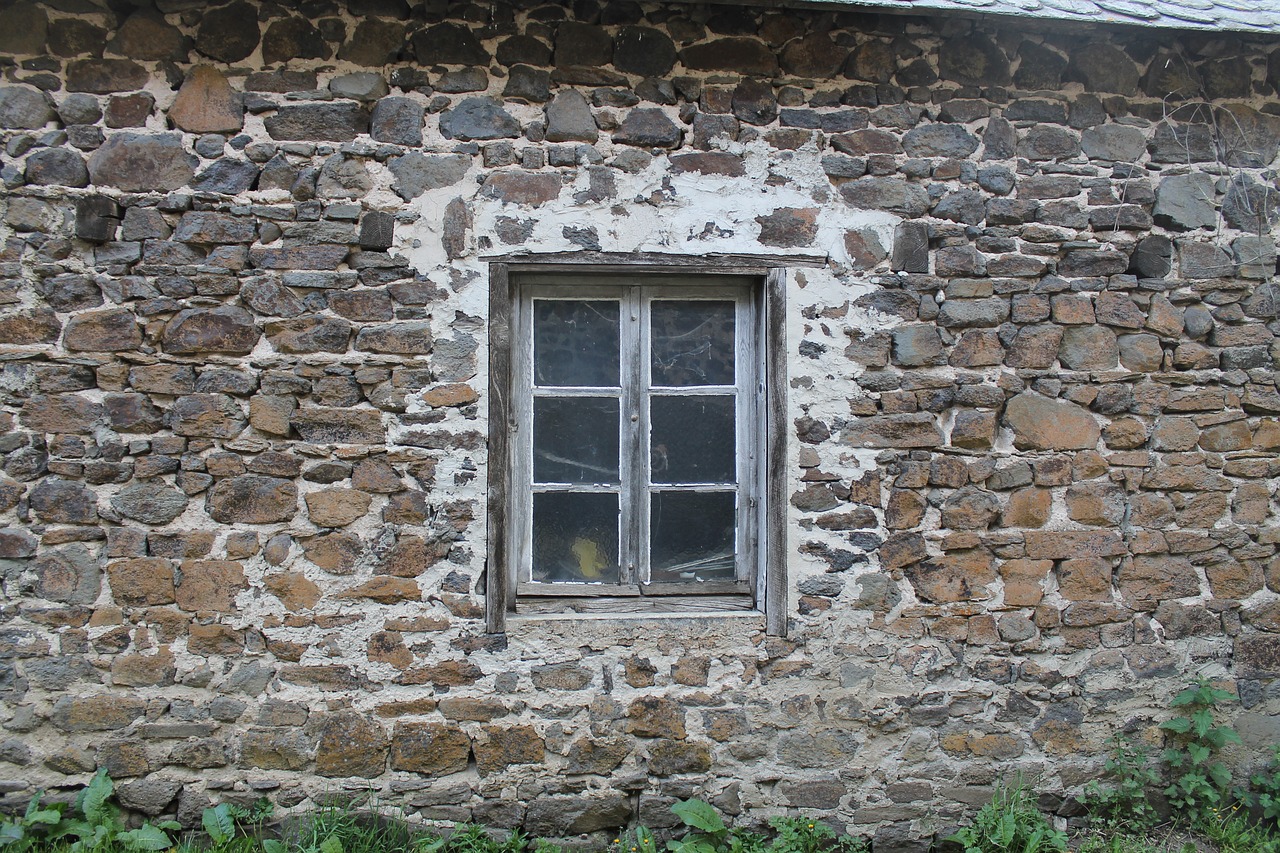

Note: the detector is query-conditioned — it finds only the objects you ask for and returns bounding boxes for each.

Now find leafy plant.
[767,817,863,853]
[1081,733,1160,831]
[1247,746,1280,828]
[0,791,63,852]
[42,769,180,852]
[1160,679,1242,825]
[1196,809,1280,853]
[945,781,1066,853]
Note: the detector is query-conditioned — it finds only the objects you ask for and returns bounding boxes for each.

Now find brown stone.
[1005,393,1100,451]
[420,384,479,408]
[305,489,372,527]
[302,533,362,574]
[1117,555,1201,607]
[314,711,388,778]
[88,133,197,191]
[240,729,315,771]
[170,66,244,134]
[63,308,142,352]
[1205,560,1263,600]
[291,408,385,444]
[481,171,563,206]
[1000,558,1049,606]
[389,722,471,774]
[0,309,61,345]
[169,394,246,439]
[188,623,245,656]
[1234,635,1280,677]
[1003,488,1051,528]
[1065,482,1126,526]
[841,413,942,448]
[905,551,997,603]
[475,725,545,775]
[368,631,413,668]
[880,532,929,569]
[21,394,105,434]
[756,207,819,248]
[52,694,147,732]
[335,576,421,603]
[627,696,686,739]
[111,648,176,686]
[1057,558,1112,602]
[648,739,712,776]
[175,560,245,612]
[354,322,433,354]
[207,476,298,524]
[263,572,322,611]
[163,307,259,355]
[107,558,175,606]
[1024,530,1126,560]
[249,396,297,437]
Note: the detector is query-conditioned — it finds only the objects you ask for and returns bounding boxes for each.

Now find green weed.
[1082,733,1161,832]
[945,780,1067,853]
[1160,680,1242,826]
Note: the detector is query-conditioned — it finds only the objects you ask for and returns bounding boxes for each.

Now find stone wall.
[0,0,1279,843]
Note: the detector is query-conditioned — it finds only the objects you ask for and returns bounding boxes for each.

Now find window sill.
[498,609,767,641]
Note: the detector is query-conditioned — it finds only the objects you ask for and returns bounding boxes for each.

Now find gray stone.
[436,67,488,94]
[841,177,929,217]
[388,152,470,200]
[317,155,372,199]
[30,480,97,524]
[1177,240,1234,279]
[413,23,488,66]
[1014,41,1066,89]
[24,148,89,187]
[902,124,979,158]
[330,73,389,102]
[1068,43,1139,94]
[195,1,260,63]
[891,221,928,272]
[192,159,259,194]
[58,94,101,126]
[207,476,298,524]
[261,18,330,65]
[371,97,423,146]
[116,779,182,816]
[439,97,519,141]
[1131,235,1172,279]
[1233,236,1277,279]
[892,326,945,367]
[164,307,259,355]
[34,545,100,605]
[504,65,552,102]
[104,393,163,432]
[88,134,196,192]
[338,20,406,66]
[175,212,255,244]
[360,212,394,250]
[168,394,247,438]
[63,308,142,352]
[112,482,189,526]
[0,2,46,55]
[554,21,613,67]
[937,298,1009,329]
[66,59,148,94]
[1118,334,1164,372]
[1183,305,1214,339]
[1017,126,1080,160]
[1005,393,1100,451]
[614,26,676,77]
[265,104,371,142]
[545,90,597,143]
[939,34,1009,86]
[1222,178,1280,232]
[983,117,1016,159]
[1080,125,1145,162]
[0,86,53,129]
[1154,173,1216,231]
[1149,122,1215,163]
[1059,326,1118,370]
[612,108,681,147]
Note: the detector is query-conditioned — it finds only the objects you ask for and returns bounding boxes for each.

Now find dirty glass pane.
[534,396,619,484]
[650,395,735,484]
[532,492,620,583]
[534,300,620,387]
[651,300,735,387]
[649,491,736,583]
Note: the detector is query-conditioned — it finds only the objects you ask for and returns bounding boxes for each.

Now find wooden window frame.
[486,253,808,637]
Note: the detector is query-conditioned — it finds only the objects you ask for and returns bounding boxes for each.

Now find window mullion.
[620,286,644,586]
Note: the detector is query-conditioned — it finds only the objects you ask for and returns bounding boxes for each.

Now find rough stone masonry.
[0,0,1278,844]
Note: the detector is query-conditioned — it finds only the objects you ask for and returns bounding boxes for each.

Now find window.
[486,256,788,635]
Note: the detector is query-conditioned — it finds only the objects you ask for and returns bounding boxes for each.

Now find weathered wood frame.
[487,253,808,636]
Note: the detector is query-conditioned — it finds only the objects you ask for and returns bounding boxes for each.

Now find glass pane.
[532,492,620,583]
[534,300,620,387]
[650,395,735,484]
[650,491,737,583]
[534,397,619,484]
[651,300,735,386]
